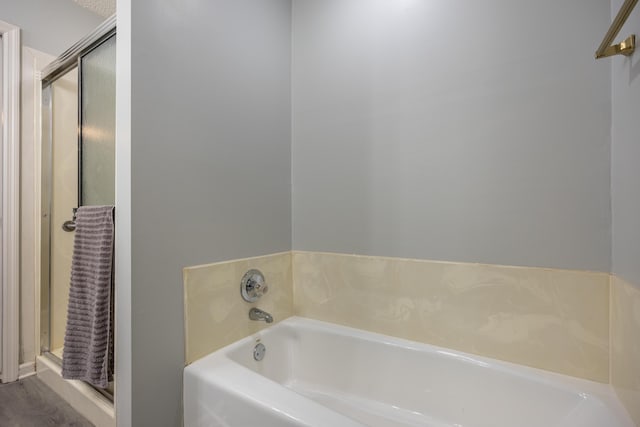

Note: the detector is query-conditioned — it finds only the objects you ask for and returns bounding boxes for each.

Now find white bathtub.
[184,317,633,427]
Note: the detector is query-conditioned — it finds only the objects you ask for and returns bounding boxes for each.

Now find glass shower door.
[80,35,116,206]
[46,68,79,359]
[41,33,116,395]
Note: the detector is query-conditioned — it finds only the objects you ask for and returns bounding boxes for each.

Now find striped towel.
[62,205,115,389]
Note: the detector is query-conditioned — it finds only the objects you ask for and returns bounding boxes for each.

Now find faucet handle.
[241,269,268,302]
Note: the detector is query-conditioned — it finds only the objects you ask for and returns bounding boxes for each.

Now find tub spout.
[249,307,273,323]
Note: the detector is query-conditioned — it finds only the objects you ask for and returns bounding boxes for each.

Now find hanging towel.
[62,205,115,389]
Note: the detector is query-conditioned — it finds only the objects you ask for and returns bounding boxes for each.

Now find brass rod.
[595,0,638,59]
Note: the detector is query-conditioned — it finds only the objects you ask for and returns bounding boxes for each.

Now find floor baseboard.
[18,362,36,379]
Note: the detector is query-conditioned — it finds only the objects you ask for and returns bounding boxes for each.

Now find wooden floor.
[0,376,94,426]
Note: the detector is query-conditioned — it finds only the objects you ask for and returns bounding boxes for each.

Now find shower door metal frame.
[0,19,21,384]
[40,16,116,398]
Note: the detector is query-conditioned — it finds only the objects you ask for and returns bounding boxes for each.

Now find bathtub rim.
[184,316,633,425]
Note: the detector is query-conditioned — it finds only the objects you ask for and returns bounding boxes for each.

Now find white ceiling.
[73,0,116,17]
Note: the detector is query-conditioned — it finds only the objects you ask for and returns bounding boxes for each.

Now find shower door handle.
[62,220,76,232]
[62,208,78,232]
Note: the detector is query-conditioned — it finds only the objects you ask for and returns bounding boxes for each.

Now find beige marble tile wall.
[293,251,610,383]
[183,252,293,364]
[611,275,640,425]
[183,250,612,384]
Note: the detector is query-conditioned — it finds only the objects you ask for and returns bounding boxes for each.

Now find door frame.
[0,19,21,384]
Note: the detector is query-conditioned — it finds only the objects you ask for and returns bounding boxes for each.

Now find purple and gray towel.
[61,205,115,389]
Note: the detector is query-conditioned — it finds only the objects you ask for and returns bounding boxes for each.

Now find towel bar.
[595,0,637,59]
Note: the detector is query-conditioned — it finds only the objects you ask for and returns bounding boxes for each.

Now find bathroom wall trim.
[0,19,21,384]
[114,0,132,424]
[18,361,36,379]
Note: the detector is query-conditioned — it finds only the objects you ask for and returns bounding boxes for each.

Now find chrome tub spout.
[249,307,273,323]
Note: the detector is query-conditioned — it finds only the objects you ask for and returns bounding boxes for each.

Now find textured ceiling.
[73,0,116,17]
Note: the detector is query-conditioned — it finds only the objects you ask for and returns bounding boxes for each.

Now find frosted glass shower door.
[48,68,79,356]
[80,35,116,206]
[42,34,116,359]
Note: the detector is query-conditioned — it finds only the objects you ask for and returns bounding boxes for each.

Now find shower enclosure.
[40,17,116,398]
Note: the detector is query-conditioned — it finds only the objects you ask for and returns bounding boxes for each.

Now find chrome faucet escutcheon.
[241,269,269,303]
[249,307,273,324]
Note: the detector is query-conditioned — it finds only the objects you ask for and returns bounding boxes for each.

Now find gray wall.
[611,0,640,286]
[130,0,292,424]
[0,0,104,55]
[291,0,612,271]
